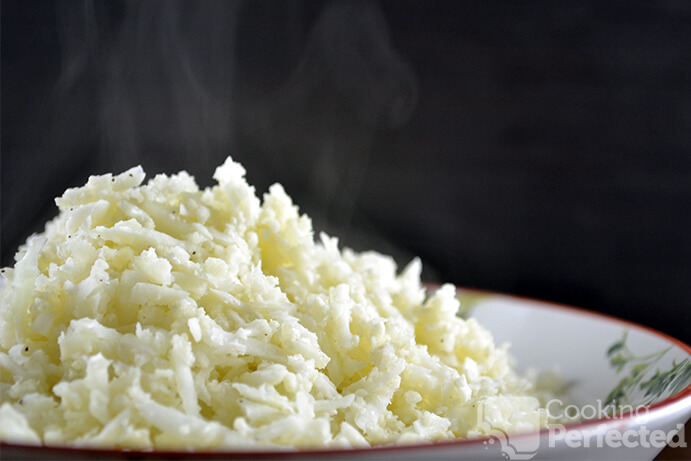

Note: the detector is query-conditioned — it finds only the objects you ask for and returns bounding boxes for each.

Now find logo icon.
[476,397,542,460]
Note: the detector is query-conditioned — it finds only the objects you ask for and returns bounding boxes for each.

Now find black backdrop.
[2,0,690,343]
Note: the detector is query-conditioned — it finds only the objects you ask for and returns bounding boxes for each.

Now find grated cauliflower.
[0,157,554,450]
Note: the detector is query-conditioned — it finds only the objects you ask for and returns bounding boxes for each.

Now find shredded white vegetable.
[0,157,557,450]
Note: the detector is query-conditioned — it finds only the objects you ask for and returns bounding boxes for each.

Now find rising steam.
[50,0,418,258]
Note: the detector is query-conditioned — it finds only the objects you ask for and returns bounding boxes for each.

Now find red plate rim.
[2,286,690,459]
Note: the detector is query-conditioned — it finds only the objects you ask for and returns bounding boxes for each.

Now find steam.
[54,0,241,181]
[236,1,417,236]
[51,0,417,255]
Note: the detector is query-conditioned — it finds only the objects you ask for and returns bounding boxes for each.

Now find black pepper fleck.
[24,346,29,352]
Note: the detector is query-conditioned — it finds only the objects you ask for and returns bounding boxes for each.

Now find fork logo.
[476,398,542,460]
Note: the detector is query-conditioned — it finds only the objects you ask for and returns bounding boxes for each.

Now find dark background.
[2,0,690,343]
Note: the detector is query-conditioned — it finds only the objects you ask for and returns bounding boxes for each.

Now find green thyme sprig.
[604,331,690,410]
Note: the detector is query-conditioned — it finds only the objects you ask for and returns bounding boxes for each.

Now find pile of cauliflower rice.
[0,157,557,450]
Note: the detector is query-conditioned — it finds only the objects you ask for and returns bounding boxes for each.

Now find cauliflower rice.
[0,157,556,450]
